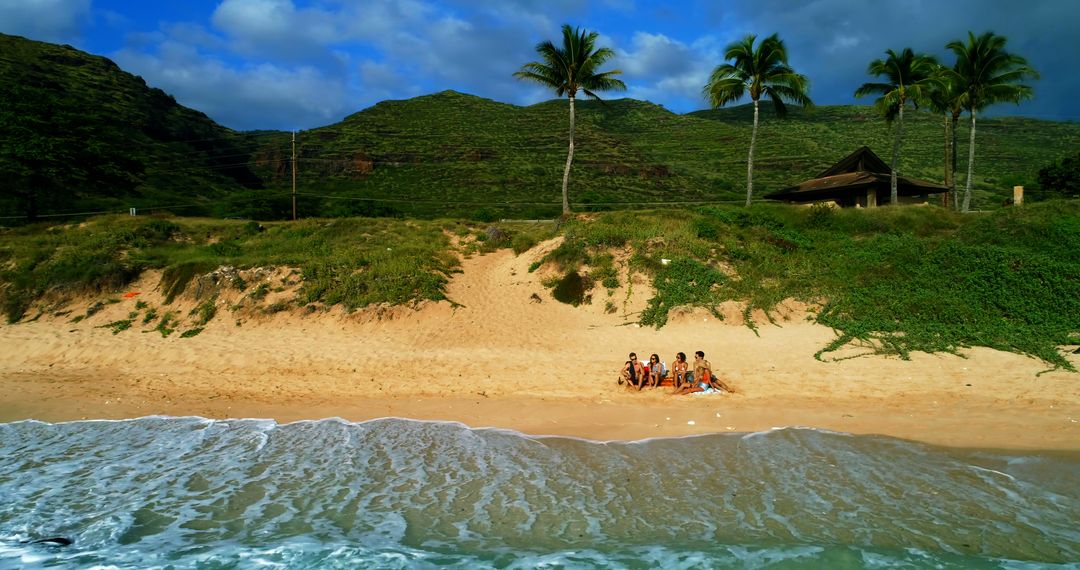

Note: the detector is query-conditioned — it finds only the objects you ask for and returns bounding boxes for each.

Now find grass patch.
[152,312,176,338]
[160,261,215,304]
[249,283,270,301]
[640,258,727,328]
[0,216,177,322]
[100,319,132,335]
[180,328,204,338]
[264,301,290,314]
[192,298,217,326]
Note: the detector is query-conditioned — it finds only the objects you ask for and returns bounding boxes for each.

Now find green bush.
[160,261,215,304]
[551,271,592,306]
[193,298,217,325]
[640,258,727,327]
[512,233,538,255]
[249,283,270,301]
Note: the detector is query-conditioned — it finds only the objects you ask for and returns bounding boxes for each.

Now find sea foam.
[1,417,1077,568]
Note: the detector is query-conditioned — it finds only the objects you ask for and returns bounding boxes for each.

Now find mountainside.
[266,90,1080,219]
[0,33,263,221]
[3,34,1079,222]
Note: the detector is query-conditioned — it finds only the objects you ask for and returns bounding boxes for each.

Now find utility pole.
[291,131,298,221]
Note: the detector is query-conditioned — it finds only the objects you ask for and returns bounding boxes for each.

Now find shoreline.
[2,247,1078,451]
[2,371,1077,451]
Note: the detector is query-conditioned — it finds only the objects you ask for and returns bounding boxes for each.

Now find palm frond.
[706,33,810,111]
[513,23,623,101]
[767,83,813,108]
[947,30,1038,111]
[704,78,745,107]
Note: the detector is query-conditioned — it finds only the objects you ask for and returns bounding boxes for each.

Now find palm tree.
[854,48,939,206]
[927,66,964,210]
[946,31,1038,212]
[514,25,626,215]
[704,33,812,206]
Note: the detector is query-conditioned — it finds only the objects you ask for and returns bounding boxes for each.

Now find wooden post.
[1013,185,1024,206]
[291,131,297,221]
[867,188,878,208]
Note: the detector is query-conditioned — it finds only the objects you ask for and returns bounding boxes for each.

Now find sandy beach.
[2,245,1078,451]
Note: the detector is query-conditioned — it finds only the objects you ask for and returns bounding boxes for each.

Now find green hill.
[0,33,264,221]
[3,34,1079,222]
[264,91,1080,219]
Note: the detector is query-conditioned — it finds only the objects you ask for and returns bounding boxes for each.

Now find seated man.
[618,352,647,390]
[672,350,734,395]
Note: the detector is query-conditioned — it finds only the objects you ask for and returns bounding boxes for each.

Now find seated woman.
[646,354,665,388]
[671,352,688,388]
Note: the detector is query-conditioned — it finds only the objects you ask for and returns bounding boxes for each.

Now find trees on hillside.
[854,48,939,206]
[514,24,626,215]
[1037,151,1080,199]
[0,82,142,221]
[926,67,965,210]
[704,33,812,206]
[946,31,1038,212]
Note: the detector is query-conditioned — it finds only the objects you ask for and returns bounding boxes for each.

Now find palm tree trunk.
[746,99,759,207]
[942,113,951,209]
[950,112,960,211]
[962,109,976,213]
[890,104,903,205]
[561,95,576,215]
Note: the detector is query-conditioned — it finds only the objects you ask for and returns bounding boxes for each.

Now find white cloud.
[211,0,342,59]
[614,32,720,108]
[824,34,865,54]
[618,32,696,78]
[0,0,90,43]
[113,40,352,130]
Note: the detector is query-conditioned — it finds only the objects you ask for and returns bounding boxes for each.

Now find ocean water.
[0,417,1077,569]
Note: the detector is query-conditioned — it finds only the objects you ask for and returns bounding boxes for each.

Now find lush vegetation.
[1037,151,1080,200]
[0,215,541,323]
[537,200,1080,371]
[2,202,1078,369]
[3,33,1079,224]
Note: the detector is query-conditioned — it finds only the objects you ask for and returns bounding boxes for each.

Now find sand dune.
[1,245,1078,450]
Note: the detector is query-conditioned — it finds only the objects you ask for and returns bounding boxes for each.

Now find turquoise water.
[0,417,1077,569]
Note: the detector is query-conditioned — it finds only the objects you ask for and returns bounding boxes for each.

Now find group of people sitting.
[618,351,733,394]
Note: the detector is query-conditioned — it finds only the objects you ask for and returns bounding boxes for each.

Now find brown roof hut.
[765,146,948,207]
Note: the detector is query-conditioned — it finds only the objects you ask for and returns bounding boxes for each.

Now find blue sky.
[2,0,1076,130]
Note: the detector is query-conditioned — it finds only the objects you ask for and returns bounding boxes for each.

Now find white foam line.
[970,465,1018,481]
[0,415,861,446]
[1,415,216,427]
